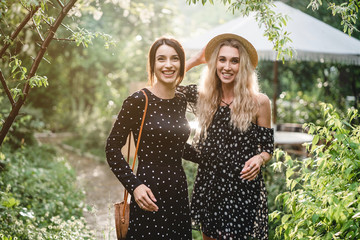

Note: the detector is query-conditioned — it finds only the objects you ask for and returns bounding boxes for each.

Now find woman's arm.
[185,47,206,72]
[182,143,202,164]
[255,93,272,165]
[106,92,158,211]
[241,94,273,180]
[105,93,145,194]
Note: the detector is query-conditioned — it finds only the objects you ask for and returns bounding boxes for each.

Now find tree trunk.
[0,0,78,146]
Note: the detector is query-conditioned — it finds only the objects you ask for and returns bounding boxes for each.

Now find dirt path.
[36,133,122,240]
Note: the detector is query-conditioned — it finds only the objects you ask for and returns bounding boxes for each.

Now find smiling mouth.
[222,73,233,78]
[163,71,176,76]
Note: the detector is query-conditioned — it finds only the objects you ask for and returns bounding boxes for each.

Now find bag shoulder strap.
[130,89,148,172]
[122,89,148,221]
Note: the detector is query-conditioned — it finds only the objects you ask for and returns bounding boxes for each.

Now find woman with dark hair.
[179,33,274,240]
[105,37,192,239]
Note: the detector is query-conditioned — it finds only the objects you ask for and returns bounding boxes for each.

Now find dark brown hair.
[147,37,185,86]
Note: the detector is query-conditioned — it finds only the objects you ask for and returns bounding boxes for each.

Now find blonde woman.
[179,33,274,240]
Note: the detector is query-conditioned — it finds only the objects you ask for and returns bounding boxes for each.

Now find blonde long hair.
[196,39,260,137]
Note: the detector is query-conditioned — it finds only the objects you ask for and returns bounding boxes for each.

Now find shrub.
[0,144,94,239]
[270,104,360,239]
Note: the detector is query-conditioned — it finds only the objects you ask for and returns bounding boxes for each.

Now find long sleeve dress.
[178,85,274,240]
[105,88,192,240]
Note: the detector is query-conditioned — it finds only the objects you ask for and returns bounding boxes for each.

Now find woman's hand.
[240,155,263,181]
[133,184,159,212]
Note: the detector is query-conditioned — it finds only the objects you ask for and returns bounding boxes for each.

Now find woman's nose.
[224,61,231,69]
[165,59,172,67]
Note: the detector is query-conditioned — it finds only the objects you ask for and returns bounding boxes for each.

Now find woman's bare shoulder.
[257,93,270,105]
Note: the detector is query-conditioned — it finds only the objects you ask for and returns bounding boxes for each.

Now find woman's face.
[216,45,240,86]
[154,44,181,86]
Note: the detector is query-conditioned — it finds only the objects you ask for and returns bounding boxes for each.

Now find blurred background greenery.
[1,0,359,154]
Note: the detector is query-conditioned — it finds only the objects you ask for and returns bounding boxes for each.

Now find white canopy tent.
[182,1,360,123]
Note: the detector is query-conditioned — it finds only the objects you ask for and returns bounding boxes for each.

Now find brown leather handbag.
[114,89,148,240]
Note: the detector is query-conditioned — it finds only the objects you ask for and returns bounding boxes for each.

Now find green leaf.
[272,161,283,172]
[312,135,319,146]
[286,168,294,179]
[282,214,291,224]
[312,213,320,223]
[29,75,49,88]
[349,142,359,150]
[352,212,360,219]
[355,149,360,158]
[1,197,20,208]
[290,179,297,191]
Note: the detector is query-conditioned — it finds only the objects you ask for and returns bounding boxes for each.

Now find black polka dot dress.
[178,85,274,240]
[105,88,192,240]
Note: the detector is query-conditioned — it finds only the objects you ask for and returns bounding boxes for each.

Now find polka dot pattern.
[105,88,192,239]
[178,85,274,240]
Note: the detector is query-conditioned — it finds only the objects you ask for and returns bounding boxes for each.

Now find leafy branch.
[0,0,117,145]
[0,0,78,145]
[270,104,360,239]
[186,0,294,61]
[71,28,117,48]
[0,5,40,58]
[231,0,294,61]
[0,71,15,106]
[308,0,360,35]
[187,0,360,61]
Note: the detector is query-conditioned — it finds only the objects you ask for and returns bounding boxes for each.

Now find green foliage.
[182,159,202,239]
[276,92,325,125]
[182,159,198,198]
[62,106,113,158]
[70,28,116,49]
[230,0,293,61]
[9,57,27,82]
[2,113,44,149]
[0,144,94,239]
[270,104,360,239]
[0,90,45,148]
[308,0,360,35]
[186,0,360,62]
[27,0,180,150]
[262,156,288,239]
[257,59,359,124]
[29,75,48,88]
[0,0,118,143]
[186,0,294,61]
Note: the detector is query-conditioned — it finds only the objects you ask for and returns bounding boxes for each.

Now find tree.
[26,0,179,145]
[0,0,114,145]
[0,0,76,145]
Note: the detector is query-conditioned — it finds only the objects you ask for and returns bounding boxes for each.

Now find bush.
[0,144,94,239]
[0,102,45,150]
[276,91,325,125]
[270,104,360,239]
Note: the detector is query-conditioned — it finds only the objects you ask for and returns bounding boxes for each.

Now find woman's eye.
[218,58,226,62]
[157,57,165,61]
[172,56,180,61]
[231,59,239,64]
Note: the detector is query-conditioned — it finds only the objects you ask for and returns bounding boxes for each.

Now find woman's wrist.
[258,153,267,166]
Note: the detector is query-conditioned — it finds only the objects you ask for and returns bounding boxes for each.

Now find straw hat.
[204,33,258,68]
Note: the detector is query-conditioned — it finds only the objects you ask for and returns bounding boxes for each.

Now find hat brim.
[204,33,258,68]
